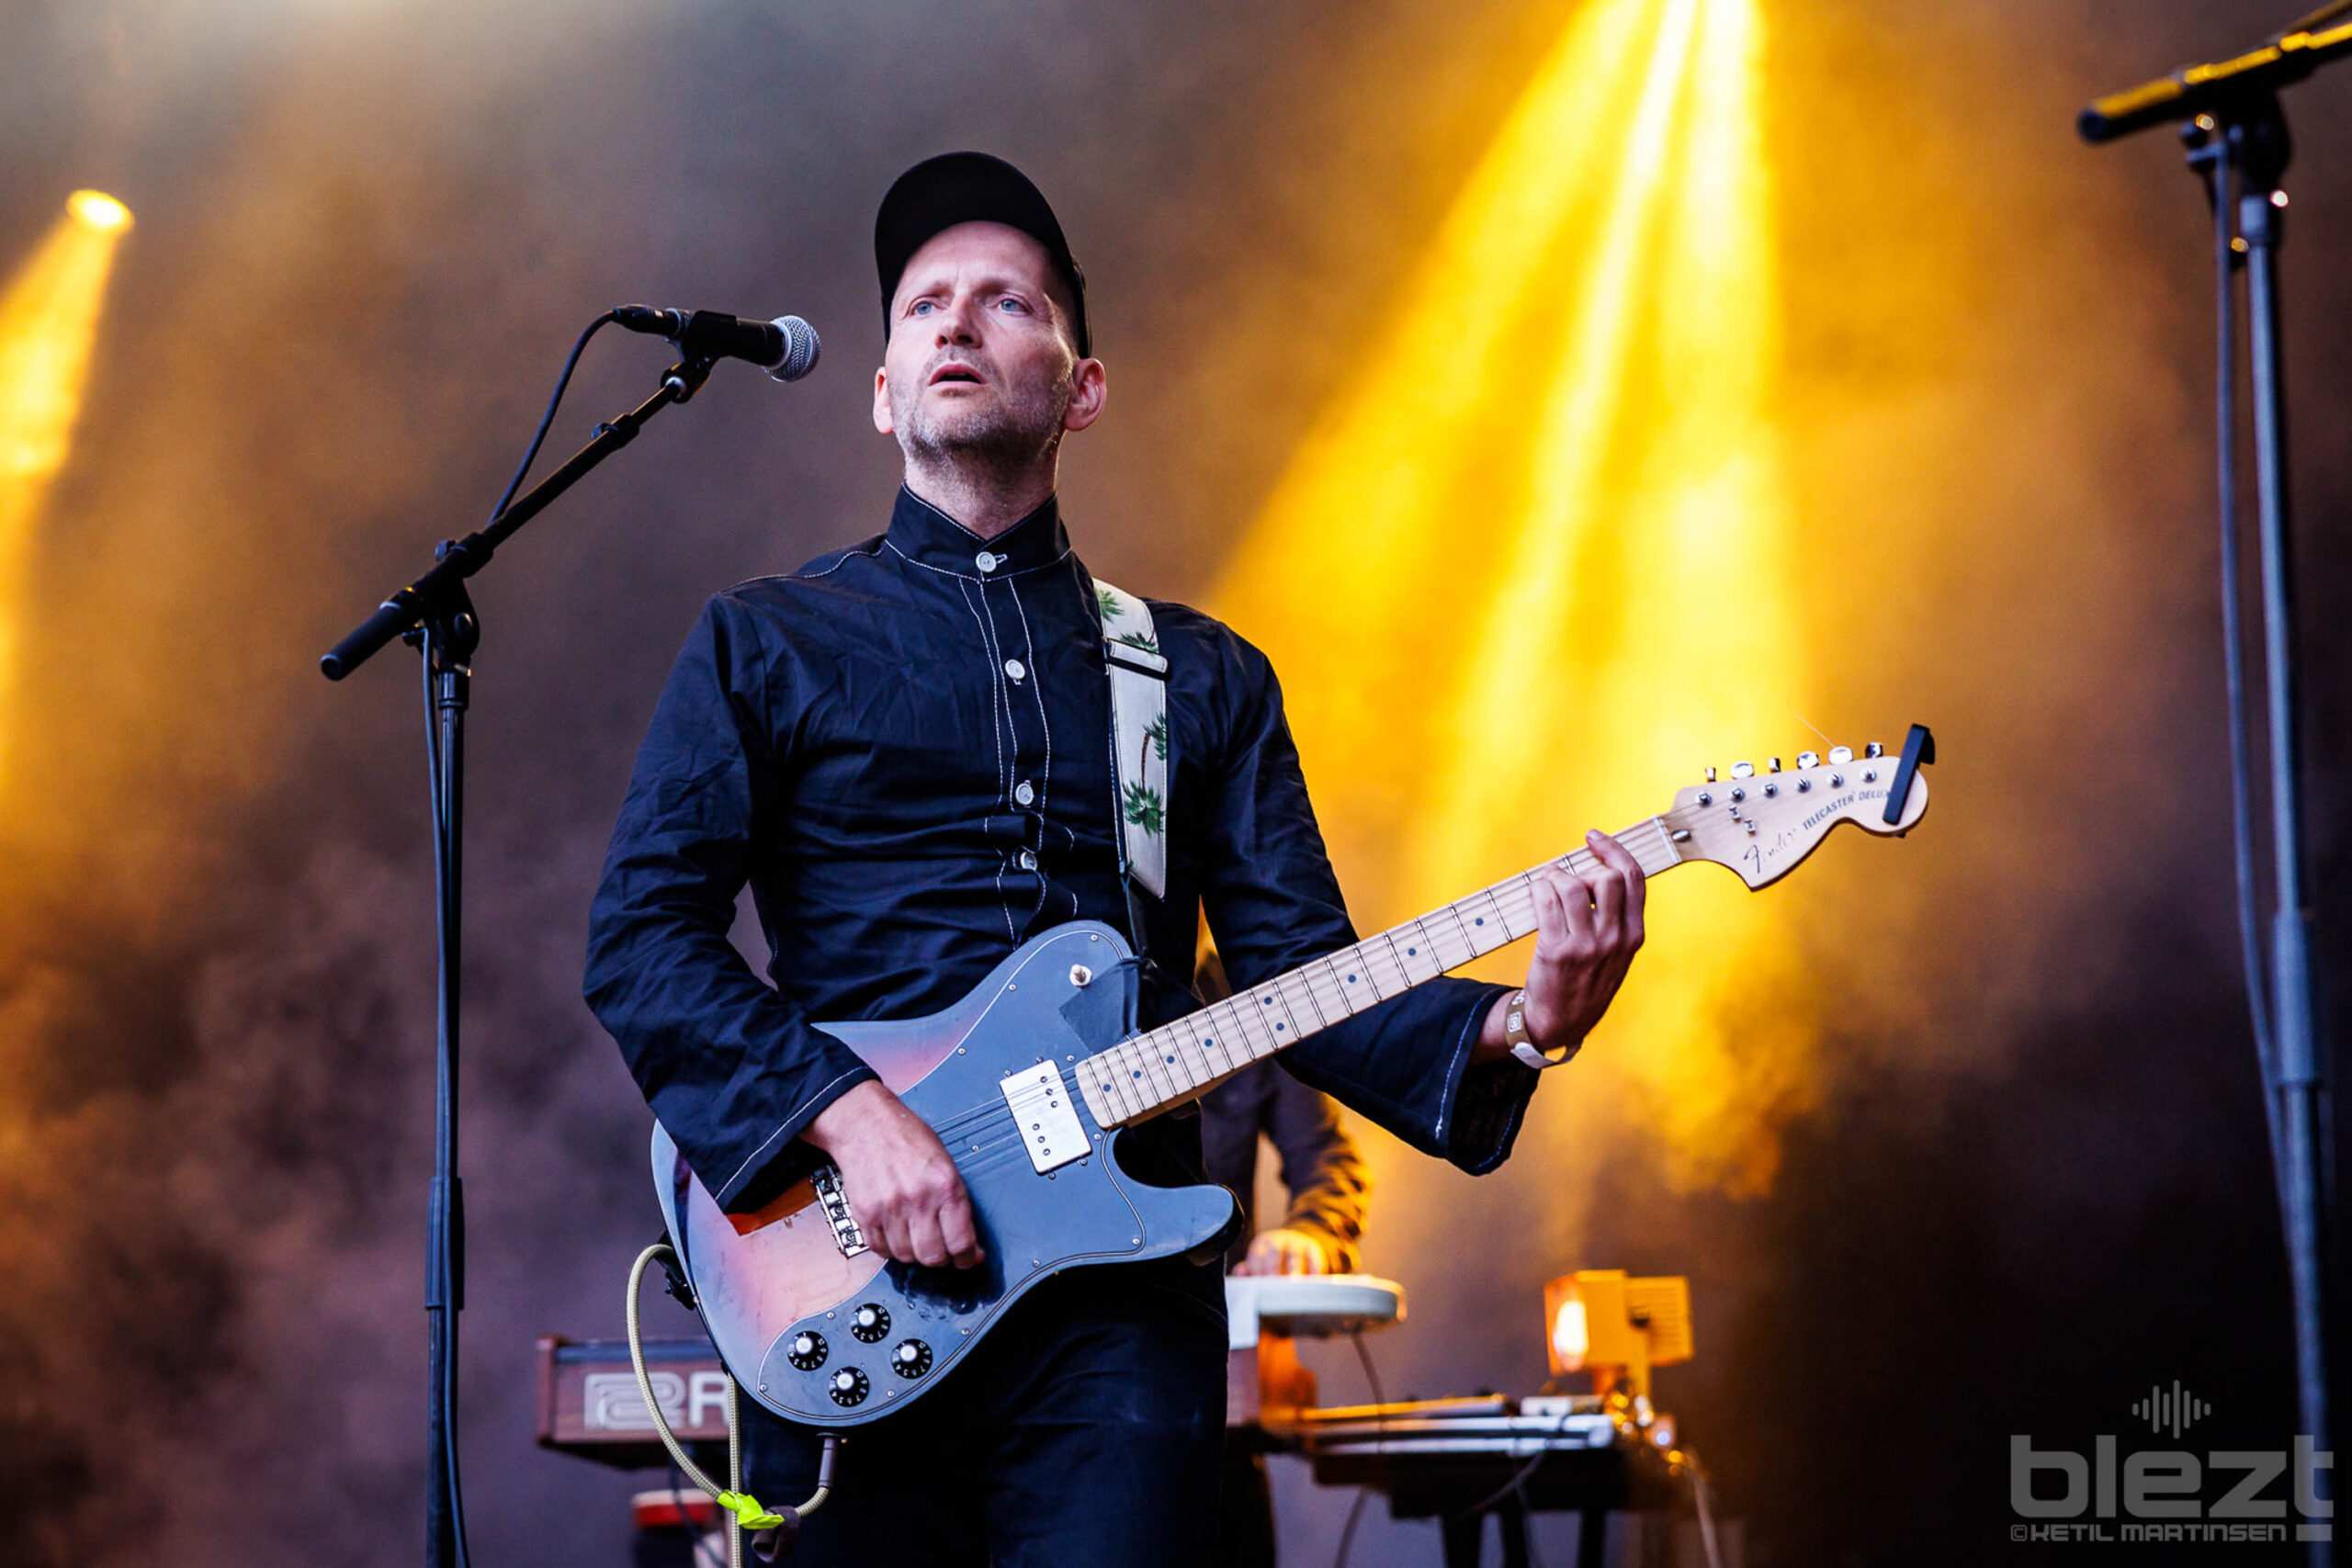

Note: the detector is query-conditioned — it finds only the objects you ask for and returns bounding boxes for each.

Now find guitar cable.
[627,1243,839,1567]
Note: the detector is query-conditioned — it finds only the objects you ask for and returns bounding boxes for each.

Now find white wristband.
[1503,990,1581,1071]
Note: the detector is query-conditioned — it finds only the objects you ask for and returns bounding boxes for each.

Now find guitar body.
[652,920,1240,1427]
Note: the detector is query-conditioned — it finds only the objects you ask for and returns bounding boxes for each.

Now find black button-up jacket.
[585,488,1538,1214]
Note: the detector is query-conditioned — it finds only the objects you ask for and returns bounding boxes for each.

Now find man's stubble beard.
[893,364,1072,481]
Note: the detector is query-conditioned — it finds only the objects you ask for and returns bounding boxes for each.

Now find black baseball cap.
[874,152,1091,357]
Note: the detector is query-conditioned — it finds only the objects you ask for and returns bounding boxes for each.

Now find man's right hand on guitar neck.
[804,1079,987,1269]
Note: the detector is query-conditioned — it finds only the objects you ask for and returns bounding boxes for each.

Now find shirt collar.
[887,485,1070,580]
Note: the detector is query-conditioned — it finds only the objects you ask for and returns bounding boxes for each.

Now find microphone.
[614,305,821,381]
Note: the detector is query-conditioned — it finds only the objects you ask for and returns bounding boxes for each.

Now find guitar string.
[893,817,1687,1145]
[1083,817,1683,1122]
[817,791,1899,1242]
[866,830,1670,1235]
[1074,820,1669,1127]
[856,819,1690,1191]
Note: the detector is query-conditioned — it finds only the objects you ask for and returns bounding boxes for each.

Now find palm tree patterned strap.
[1095,581,1169,901]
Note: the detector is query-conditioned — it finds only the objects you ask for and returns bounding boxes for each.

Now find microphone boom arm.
[321,354,702,681]
[2079,14,2352,143]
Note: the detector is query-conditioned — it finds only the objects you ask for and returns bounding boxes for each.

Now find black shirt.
[585,487,1537,1213]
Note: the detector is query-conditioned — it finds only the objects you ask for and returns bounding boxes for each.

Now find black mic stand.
[2208,99,2339,1561]
[2086,31,2342,1562]
[322,342,725,1568]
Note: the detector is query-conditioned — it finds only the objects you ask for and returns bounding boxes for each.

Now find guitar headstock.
[1666,729,1933,889]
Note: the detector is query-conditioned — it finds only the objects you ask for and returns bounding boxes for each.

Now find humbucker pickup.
[1000,1062,1090,1174]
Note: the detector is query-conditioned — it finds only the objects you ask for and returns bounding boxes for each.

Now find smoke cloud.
[2,0,2347,1563]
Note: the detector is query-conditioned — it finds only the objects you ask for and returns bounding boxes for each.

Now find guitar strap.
[1092,580,1169,919]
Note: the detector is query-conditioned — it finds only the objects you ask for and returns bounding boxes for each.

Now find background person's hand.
[1235,1226,1336,1276]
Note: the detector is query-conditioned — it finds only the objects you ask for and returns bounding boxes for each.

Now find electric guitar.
[651,728,1935,1427]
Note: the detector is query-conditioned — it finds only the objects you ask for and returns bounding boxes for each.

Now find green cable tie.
[716,1491,787,1531]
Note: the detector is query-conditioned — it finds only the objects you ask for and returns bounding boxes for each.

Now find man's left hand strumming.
[1475,828,1647,1067]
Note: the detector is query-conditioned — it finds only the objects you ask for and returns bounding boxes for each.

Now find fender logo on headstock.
[1672,727,1933,890]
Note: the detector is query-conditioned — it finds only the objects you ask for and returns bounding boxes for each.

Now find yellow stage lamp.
[65,191,133,234]
[0,187,133,788]
[1543,1269,1693,1400]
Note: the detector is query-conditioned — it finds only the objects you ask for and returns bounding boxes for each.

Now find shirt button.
[1017,850,1037,871]
[1003,659,1026,682]
[1014,781,1035,806]
[975,551,1000,573]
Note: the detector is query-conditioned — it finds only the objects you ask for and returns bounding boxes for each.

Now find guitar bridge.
[809,1163,868,1258]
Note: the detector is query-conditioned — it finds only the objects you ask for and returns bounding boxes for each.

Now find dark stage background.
[3,1,2350,1563]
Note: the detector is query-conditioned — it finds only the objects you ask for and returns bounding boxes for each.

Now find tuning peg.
[1730,761,1755,779]
[1864,741,1884,759]
[1797,750,1820,769]
[1827,746,1853,765]
[1703,766,1717,784]
[1768,757,1782,773]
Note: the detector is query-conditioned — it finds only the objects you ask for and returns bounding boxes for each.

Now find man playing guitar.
[584,151,1646,1566]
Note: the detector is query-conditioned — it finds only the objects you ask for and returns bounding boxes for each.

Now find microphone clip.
[624,309,732,401]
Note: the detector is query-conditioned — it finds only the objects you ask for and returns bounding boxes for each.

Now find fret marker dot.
[1275,1023,1284,1032]
[1164,1055,1174,1064]
[1348,975,1357,983]
[1408,947,1418,956]
[1132,1071,1141,1079]
[1476,918,1485,926]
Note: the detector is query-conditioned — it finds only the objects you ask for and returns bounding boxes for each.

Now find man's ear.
[873,365,895,434]
[1062,357,1107,434]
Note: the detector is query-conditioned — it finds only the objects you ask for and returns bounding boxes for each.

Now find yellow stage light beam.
[0,190,132,787]
[1215,0,1812,1192]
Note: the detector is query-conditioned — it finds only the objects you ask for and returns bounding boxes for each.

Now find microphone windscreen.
[769,316,821,382]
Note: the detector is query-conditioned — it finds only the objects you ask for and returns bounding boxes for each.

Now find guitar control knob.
[829,1367,870,1407]
[786,1331,829,1371]
[1797,750,1821,770]
[1767,757,1781,773]
[1730,761,1755,778]
[1703,766,1718,784]
[1828,745,1854,765]
[891,1339,933,1378]
[1864,741,1884,758]
[850,1303,891,1343]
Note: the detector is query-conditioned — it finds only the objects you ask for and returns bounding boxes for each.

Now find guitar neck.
[1074,815,1690,1130]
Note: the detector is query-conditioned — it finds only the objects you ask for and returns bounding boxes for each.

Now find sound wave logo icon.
[2132,1381,2210,1438]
